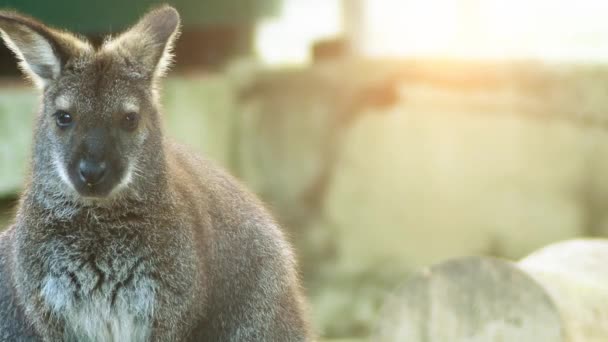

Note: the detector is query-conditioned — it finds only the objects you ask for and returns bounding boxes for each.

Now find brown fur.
[0,5,311,341]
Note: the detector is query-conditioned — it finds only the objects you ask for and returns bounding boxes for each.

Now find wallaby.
[0,5,311,342]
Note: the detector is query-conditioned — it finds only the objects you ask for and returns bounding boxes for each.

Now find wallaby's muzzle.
[65,128,127,198]
[68,156,126,198]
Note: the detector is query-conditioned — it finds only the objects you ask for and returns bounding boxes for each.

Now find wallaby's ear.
[0,11,90,88]
[104,5,180,79]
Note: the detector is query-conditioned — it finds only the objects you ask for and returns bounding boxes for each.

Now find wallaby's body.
[0,6,310,342]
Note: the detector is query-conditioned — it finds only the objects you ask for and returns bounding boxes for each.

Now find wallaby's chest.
[39,240,157,342]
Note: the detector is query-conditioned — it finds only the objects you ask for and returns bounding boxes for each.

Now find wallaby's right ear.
[0,11,91,88]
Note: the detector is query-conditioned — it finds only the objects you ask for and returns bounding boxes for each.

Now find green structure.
[0,0,281,74]
[0,0,279,32]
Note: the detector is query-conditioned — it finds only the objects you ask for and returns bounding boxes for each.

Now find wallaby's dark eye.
[55,111,74,128]
[122,112,140,131]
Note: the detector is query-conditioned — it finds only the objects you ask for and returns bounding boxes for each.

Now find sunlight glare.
[255,0,342,66]
[363,0,608,61]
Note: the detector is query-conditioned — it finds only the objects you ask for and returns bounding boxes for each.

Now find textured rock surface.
[373,257,564,342]
[374,239,608,342]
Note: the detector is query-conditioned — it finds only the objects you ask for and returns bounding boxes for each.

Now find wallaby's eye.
[122,112,140,131]
[55,111,74,128]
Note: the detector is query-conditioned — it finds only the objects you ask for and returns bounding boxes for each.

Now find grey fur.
[0,5,311,342]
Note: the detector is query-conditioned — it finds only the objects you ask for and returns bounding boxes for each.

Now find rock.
[374,239,608,342]
[373,256,564,342]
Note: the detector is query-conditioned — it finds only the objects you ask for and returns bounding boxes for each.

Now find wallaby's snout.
[68,127,123,198]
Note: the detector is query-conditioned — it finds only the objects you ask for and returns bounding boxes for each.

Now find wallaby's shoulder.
[164,139,292,257]
[165,140,264,211]
[0,227,15,282]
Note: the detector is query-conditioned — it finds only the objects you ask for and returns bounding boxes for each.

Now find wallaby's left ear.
[0,11,91,88]
[104,5,180,79]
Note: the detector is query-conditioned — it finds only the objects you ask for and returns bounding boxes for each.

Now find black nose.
[79,160,107,186]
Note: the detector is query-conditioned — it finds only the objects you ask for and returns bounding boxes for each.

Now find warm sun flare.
[363,0,608,61]
[256,0,608,65]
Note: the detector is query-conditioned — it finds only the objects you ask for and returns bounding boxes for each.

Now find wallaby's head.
[0,6,180,200]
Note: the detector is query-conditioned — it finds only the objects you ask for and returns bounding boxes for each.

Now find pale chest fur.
[39,250,157,342]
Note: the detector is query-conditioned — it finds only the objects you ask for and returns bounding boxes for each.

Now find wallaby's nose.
[79,160,107,186]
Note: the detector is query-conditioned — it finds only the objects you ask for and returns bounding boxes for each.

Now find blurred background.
[3,0,608,340]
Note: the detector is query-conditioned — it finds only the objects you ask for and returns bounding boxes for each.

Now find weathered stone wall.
[229,60,608,337]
